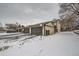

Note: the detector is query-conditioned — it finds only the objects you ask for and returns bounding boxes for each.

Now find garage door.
[31,27,42,35]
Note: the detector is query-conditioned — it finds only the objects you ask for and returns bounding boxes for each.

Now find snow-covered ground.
[0,31,79,56]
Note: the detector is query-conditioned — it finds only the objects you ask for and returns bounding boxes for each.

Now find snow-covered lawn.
[0,31,79,56]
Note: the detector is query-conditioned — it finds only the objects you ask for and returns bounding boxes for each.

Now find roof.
[25,19,60,27]
[5,23,17,27]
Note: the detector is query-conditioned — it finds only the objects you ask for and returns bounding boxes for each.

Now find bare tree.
[59,3,79,19]
[59,3,79,30]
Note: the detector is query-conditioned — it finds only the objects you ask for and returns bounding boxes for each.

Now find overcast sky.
[0,3,60,26]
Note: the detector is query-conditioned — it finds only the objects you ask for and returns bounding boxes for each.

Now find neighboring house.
[0,27,4,32]
[24,19,61,36]
[5,23,25,33]
[5,24,18,29]
[0,23,5,32]
[5,23,18,33]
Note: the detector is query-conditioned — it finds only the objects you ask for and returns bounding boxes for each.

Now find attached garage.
[31,27,42,35]
[28,21,55,36]
[24,19,61,36]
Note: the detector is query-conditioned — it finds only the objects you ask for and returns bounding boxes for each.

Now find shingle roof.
[25,19,59,27]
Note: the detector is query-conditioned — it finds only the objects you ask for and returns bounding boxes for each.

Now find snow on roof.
[24,19,59,27]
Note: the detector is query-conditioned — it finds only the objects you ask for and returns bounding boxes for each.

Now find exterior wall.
[43,22,54,35]
[44,26,54,35]
[29,27,31,35]
[42,26,45,36]
[46,22,54,26]
[56,20,61,32]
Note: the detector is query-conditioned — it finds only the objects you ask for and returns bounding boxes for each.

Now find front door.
[46,30,50,35]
